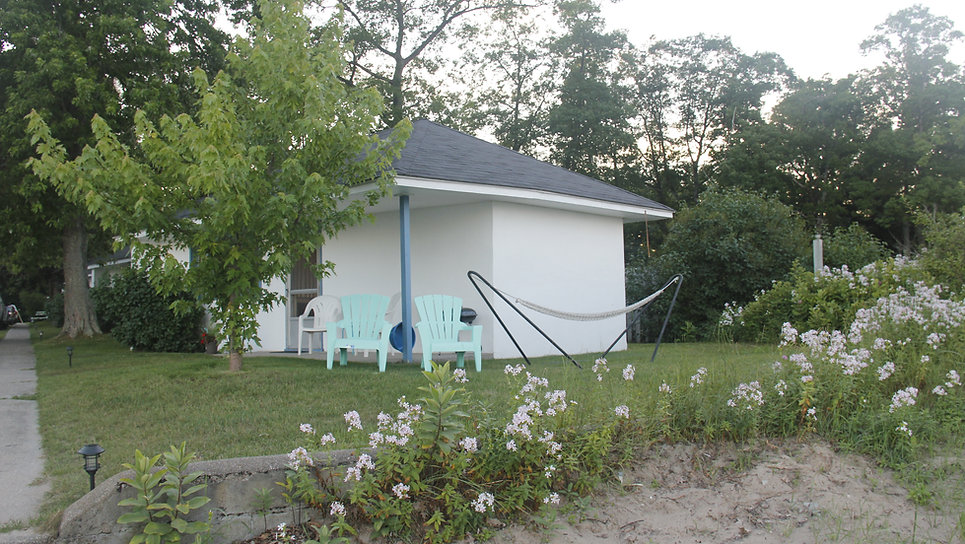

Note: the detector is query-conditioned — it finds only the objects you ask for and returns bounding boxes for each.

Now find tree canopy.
[0,0,228,337]
[28,0,410,370]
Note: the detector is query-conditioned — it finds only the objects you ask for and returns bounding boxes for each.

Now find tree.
[28,0,411,371]
[853,5,965,250]
[637,35,791,204]
[546,0,637,181]
[0,0,227,337]
[716,77,865,231]
[463,8,558,155]
[334,0,532,127]
[649,188,809,339]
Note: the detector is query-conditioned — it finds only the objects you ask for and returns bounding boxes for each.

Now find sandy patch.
[483,440,962,544]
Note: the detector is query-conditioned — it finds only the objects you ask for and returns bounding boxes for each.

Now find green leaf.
[117,511,150,524]
[143,521,172,535]
[185,496,211,509]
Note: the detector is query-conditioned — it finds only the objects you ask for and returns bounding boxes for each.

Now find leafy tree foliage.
[546,0,636,180]
[28,0,410,370]
[850,6,964,250]
[716,7,964,253]
[632,35,791,206]
[333,0,531,127]
[716,77,865,230]
[0,0,227,337]
[643,188,809,339]
[463,8,558,155]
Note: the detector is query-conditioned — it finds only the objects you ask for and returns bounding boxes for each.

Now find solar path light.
[78,443,104,491]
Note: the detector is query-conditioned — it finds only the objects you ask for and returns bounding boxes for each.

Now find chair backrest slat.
[416,295,464,341]
[341,294,390,337]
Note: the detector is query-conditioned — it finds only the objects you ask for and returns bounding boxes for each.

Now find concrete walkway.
[0,324,52,543]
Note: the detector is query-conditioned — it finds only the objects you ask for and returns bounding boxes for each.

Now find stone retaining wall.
[57,450,358,544]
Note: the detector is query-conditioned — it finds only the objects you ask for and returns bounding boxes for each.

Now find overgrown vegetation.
[90,269,204,352]
[628,188,809,341]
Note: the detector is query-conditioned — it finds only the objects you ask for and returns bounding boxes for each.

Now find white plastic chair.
[297,295,341,356]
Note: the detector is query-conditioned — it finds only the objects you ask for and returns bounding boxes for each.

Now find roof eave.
[348,176,674,223]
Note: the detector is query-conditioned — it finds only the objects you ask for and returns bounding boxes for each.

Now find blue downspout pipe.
[400,194,413,363]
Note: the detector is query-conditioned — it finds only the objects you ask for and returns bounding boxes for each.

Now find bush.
[44,292,65,328]
[17,291,48,318]
[822,223,891,271]
[285,363,610,542]
[636,188,809,340]
[90,268,204,352]
[724,257,930,344]
[917,208,965,294]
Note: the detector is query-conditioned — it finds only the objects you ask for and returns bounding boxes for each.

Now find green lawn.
[29,322,779,527]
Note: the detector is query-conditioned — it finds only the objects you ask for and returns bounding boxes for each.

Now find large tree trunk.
[61,215,101,338]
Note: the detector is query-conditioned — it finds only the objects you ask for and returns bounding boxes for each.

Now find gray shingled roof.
[386,120,673,213]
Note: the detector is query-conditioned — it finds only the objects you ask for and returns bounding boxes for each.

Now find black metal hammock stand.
[467,271,683,368]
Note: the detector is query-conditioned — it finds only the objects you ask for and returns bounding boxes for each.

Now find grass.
[29,322,780,527]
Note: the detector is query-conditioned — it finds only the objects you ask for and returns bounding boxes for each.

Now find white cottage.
[89,120,674,360]
[252,120,674,360]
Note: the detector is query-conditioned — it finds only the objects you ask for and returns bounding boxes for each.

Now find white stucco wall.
[321,201,495,354]
[489,202,627,359]
[249,276,288,352]
[313,198,628,360]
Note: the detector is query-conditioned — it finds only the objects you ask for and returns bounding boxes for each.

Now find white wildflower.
[344,410,363,431]
[472,492,495,513]
[889,387,918,413]
[392,482,410,499]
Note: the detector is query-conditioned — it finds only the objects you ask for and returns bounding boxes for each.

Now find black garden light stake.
[78,443,104,491]
[66,346,73,367]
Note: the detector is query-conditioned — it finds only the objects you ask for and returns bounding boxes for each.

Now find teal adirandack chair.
[415,294,483,372]
[326,294,392,372]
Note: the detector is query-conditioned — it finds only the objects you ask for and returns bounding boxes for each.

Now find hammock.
[467,271,683,367]
[502,276,679,322]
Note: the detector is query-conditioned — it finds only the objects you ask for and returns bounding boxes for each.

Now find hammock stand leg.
[650,274,683,363]
[468,271,582,369]
[600,274,683,362]
[601,309,642,360]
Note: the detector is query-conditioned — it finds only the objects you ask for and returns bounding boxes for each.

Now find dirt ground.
[482,440,964,544]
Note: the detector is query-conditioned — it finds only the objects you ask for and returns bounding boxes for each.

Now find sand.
[481,440,963,544]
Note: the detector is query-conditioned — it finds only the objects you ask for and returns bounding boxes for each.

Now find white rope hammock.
[496,276,680,322]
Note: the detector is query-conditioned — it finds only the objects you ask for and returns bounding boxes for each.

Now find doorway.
[287,250,321,350]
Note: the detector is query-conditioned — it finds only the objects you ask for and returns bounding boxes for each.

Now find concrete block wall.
[57,450,359,544]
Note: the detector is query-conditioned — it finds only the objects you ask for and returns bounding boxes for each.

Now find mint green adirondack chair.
[326,294,393,372]
[415,294,483,372]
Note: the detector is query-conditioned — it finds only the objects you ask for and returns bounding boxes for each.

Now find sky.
[598,0,965,81]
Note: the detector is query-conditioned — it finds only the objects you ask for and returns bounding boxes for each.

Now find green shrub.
[17,291,48,318]
[90,268,203,352]
[724,257,930,344]
[822,223,891,270]
[637,188,809,340]
[917,207,965,294]
[44,292,64,327]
